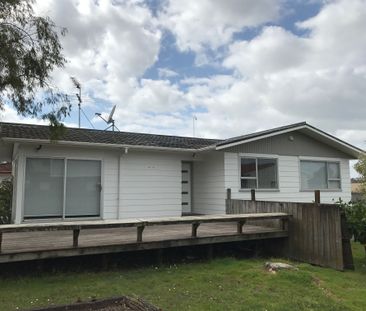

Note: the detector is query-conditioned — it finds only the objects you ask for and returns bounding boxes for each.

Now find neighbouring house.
[0,121,362,224]
[351,178,364,201]
[0,162,11,182]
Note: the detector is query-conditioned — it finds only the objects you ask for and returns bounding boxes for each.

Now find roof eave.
[0,137,202,153]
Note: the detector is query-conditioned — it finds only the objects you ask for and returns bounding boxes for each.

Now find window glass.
[300,161,327,189]
[24,158,64,218]
[241,158,256,177]
[328,162,340,179]
[258,158,277,189]
[240,157,278,189]
[241,179,257,189]
[328,180,341,189]
[24,158,102,219]
[300,161,340,190]
[65,160,101,217]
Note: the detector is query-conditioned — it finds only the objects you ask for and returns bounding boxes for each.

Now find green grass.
[1,243,366,311]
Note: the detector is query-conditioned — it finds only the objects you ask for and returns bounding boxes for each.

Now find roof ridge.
[0,121,221,142]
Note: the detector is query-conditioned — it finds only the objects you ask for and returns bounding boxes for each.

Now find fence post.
[226,188,232,214]
[251,189,256,201]
[314,190,320,204]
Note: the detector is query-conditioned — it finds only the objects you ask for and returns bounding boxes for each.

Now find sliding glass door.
[24,158,64,218]
[65,160,101,217]
[24,158,101,220]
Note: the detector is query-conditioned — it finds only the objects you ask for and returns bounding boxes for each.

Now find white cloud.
[0,105,78,128]
[0,105,48,125]
[191,0,366,143]
[158,68,179,79]
[34,0,161,104]
[159,0,281,53]
[224,26,308,76]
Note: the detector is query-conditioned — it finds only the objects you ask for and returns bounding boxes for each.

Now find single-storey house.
[0,121,362,224]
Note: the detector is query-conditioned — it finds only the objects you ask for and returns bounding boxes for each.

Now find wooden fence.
[226,189,353,270]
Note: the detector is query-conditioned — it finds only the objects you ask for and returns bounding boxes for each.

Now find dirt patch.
[312,276,341,302]
[28,296,161,311]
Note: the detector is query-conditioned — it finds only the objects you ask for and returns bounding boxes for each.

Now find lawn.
[0,243,365,311]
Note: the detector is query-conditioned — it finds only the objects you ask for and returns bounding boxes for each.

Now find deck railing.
[0,213,290,253]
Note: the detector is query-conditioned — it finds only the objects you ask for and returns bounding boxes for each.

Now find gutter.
[1,137,207,153]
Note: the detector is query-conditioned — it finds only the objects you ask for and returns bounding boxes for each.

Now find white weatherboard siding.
[225,152,351,203]
[119,151,192,218]
[13,145,196,223]
[193,152,225,214]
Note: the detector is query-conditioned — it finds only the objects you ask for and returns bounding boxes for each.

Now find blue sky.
[1,0,366,157]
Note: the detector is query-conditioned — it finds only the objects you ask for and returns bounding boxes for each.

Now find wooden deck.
[0,214,290,263]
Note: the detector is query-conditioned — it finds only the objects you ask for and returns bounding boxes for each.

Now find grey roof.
[0,121,362,156]
[0,122,221,150]
[217,122,307,147]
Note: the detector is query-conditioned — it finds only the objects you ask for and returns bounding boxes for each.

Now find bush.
[0,179,12,224]
[338,199,366,254]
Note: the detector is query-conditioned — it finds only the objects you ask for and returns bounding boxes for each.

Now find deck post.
[251,189,256,201]
[73,229,80,248]
[237,221,246,234]
[280,218,288,231]
[156,249,164,266]
[226,188,232,214]
[314,190,320,204]
[226,188,231,200]
[137,225,145,242]
[191,222,200,237]
[207,244,213,260]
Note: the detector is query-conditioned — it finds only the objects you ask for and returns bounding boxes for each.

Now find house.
[0,162,11,182]
[0,121,362,224]
[351,178,364,201]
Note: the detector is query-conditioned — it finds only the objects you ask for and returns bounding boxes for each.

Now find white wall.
[13,144,196,223]
[225,152,351,203]
[192,152,226,214]
[119,151,188,218]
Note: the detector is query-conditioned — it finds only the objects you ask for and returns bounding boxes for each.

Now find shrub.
[338,199,366,255]
[0,179,12,224]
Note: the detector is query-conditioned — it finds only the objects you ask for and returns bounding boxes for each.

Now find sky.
[1,0,366,164]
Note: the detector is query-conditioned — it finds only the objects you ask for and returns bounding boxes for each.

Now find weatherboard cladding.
[224,131,351,158]
[0,122,220,150]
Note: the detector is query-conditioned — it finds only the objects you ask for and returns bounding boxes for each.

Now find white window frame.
[239,155,279,191]
[299,159,342,191]
[22,156,103,221]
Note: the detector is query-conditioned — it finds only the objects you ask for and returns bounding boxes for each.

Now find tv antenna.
[70,77,82,128]
[95,105,120,131]
[192,115,197,137]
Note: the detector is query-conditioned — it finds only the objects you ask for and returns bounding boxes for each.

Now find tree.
[0,179,12,224]
[354,155,366,194]
[0,0,70,127]
[339,199,366,257]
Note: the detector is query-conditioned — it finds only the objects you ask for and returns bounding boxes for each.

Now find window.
[240,157,278,189]
[24,158,101,219]
[300,160,341,190]
[24,158,64,218]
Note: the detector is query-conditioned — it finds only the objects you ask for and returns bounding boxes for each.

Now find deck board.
[0,221,288,263]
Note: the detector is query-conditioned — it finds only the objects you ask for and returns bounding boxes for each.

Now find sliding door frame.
[22,155,104,222]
